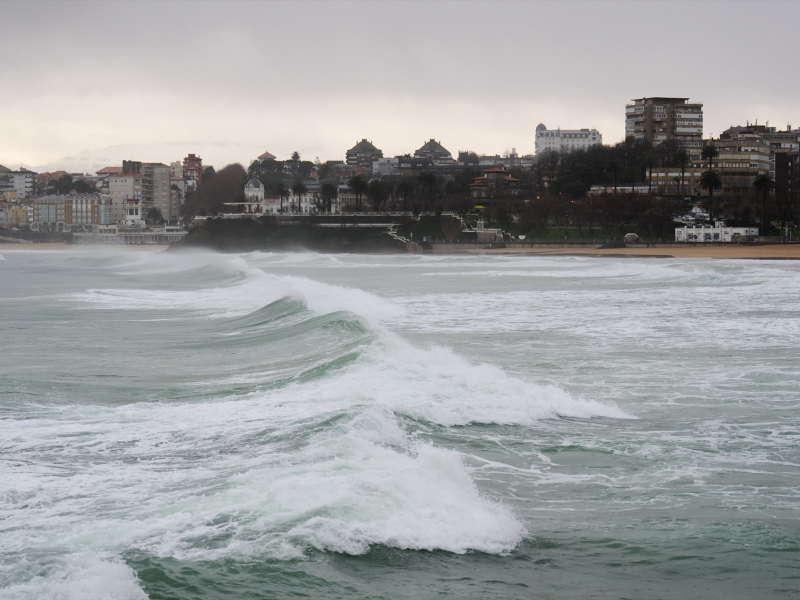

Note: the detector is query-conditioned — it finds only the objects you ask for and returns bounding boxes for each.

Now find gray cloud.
[2,0,799,170]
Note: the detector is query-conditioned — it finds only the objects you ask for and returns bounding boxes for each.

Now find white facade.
[675,223,758,242]
[9,170,36,199]
[372,158,400,177]
[170,161,183,179]
[244,178,265,202]
[535,124,602,155]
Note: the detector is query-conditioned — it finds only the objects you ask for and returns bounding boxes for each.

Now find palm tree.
[347,175,367,212]
[320,182,338,213]
[417,172,437,200]
[752,173,774,235]
[145,206,164,225]
[701,143,719,170]
[368,179,387,212]
[644,154,656,195]
[674,149,690,197]
[274,182,289,213]
[396,180,414,212]
[291,181,308,213]
[699,169,722,200]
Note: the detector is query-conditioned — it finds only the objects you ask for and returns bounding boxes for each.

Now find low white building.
[244,177,265,202]
[535,124,602,155]
[372,158,399,177]
[675,223,758,242]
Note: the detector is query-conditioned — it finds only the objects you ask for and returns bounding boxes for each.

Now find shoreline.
[3,242,800,260]
[458,244,800,259]
[0,243,169,251]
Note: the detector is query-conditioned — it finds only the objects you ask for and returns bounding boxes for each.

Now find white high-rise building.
[535,124,602,155]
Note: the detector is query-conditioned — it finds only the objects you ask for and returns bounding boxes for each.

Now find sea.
[1,248,799,600]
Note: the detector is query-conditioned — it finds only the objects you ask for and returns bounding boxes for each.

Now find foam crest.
[70,261,403,326]
[327,337,633,426]
[1,554,146,600]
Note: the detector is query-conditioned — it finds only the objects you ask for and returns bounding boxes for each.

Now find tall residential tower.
[625,97,703,149]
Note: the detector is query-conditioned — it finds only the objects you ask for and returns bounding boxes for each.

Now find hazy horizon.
[3,0,800,172]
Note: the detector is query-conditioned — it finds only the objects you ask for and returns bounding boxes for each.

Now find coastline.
[461,244,800,259]
[0,243,169,251]
[3,241,800,260]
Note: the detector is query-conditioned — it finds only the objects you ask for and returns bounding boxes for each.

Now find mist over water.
[1,249,799,599]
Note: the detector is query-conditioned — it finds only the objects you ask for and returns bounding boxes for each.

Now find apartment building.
[346,139,383,169]
[646,169,705,196]
[170,161,183,179]
[697,134,770,195]
[6,205,28,228]
[108,171,143,223]
[625,97,703,149]
[32,194,111,230]
[414,139,452,161]
[7,169,37,199]
[535,124,602,155]
[141,163,171,218]
[183,154,203,192]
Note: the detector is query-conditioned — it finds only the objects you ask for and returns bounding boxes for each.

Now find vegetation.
[176,217,405,253]
[183,163,246,219]
[145,207,164,225]
[45,175,94,195]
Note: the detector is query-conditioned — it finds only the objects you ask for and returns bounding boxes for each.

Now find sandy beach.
[0,243,169,251]
[468,244,800,260]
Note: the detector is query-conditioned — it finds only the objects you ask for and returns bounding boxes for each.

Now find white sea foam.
[1,554,147,600]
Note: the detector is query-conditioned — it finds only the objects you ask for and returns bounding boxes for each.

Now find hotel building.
[534,124,602,155]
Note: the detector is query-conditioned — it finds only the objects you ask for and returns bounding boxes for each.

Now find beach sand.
[469,244,800,260]
[0,243,168,251]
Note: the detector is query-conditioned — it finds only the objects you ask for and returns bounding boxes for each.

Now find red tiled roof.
[258,151,277,160]
[484,167,508,173]
[96,166,123,175]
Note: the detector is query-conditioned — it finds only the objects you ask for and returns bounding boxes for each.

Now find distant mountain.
[24,141,270,174]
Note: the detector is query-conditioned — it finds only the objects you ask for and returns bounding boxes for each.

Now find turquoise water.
[1,249,799,599]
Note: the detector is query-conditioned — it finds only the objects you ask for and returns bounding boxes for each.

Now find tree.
[607,159,621,193]
[562,181,587,200]
[320,182,337,213]
[274,182,289,213]
[674,149,690,197]
[701,143,719,170]
[368,179,389,212]
[291,181,308,213]
[183,163,247,219]
[145,206,164,225]
[644,154,656,195]
[347,175,368,212]
[417,172,438,200]
[202,166,216,181]
[700,169,722,200]
[290,151,300,175]
[396,180,415,211]
[752,173,775,234]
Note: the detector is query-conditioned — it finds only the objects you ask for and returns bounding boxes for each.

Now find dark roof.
[246,177,263,189]
[347,139,381,154]
[415,139,451,157]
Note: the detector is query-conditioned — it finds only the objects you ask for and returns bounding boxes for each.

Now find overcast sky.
[2,0,799,172]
